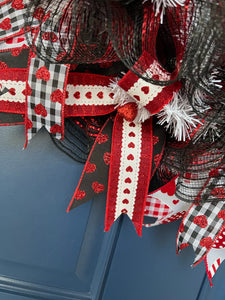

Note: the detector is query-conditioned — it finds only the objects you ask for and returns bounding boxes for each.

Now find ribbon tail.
[67,117,113,211]
[105,115,153,236]
[25,55,69,145]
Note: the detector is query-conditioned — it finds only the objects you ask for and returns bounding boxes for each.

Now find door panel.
[102,217,206,300]
[0,125,120,299]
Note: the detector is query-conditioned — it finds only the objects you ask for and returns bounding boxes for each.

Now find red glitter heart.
[193,215,208,228]
[117,102,138,122]
[92,181,105,193]
[153,135,159,145]
[36,66,50,81]
[97,133,109,144]
[85,162,96,173]
[34,103,47,117]
[22,85,32,96]
[0,61,8,69]
[33,7,45,20]
[11,48,22,56]
[141,86,149,94]
[217,210,225,221]
[103,152,111,165]
[75,190,86,200]
[50,124,62,134]
[0,18,11,30]
[11,0,24,10]
[200,237,213,249]
[51,89,64,104]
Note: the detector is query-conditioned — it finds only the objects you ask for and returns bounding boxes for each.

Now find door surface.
[0,125,217,300]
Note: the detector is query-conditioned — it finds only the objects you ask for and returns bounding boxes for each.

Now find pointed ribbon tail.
[105,114,153,236]
[177,201,225,265]
[25,55,69,145]
[67,117,113,211]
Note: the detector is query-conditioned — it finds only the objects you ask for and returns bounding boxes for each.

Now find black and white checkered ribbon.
[26,56,69,142]
[177,201,225,265]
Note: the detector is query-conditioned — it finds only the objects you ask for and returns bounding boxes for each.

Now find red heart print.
[33,7,45,20]
[97,133,109,144]
[128,142,135,148]
[179,243,189,250]
[97,91,103,99]
[36,66,50,81]
[129,122,136,127]
[50,124,62,134]
[109,92,114,99]
[122,199,129,204]
[129,132,135,137]
[85,162,96,173]
[11,0,24,10]
[11,48,22,56]
[0,61,8,69]
[0,18,11,30]
[193,215,208,228]
[75,190,86,200]
[153,135,159,145]
[179,222,184,233]
[123,188,130,194]
[117,102,138,122]
[200,237,213,249]
[103,152,111,165]
[51,89,64,104]
[85,92,92,99]
[127,154,134,160]
[74,91,80,99]
[22,85,32,96]
[34,103,47,117]
[125,177,132,183]
[92,181,105,193]
[9,88,16,95]
[141,86,149,94]
[126,166,133,172]
[42,32,58,42]
[121,209,128,214]
[217,210,225,221]
[172,200,179,205]
[133,95,140,101]
[161,179,176,196]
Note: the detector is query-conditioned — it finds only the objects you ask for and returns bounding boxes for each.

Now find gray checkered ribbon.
[26,56,69,142]
[0,0,38,41]
[177,201,225,265]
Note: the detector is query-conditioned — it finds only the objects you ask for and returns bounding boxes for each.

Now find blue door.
[0,125,220,300]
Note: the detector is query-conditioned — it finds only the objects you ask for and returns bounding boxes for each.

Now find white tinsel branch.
[157,92,202,141]
[143,0,186,23]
